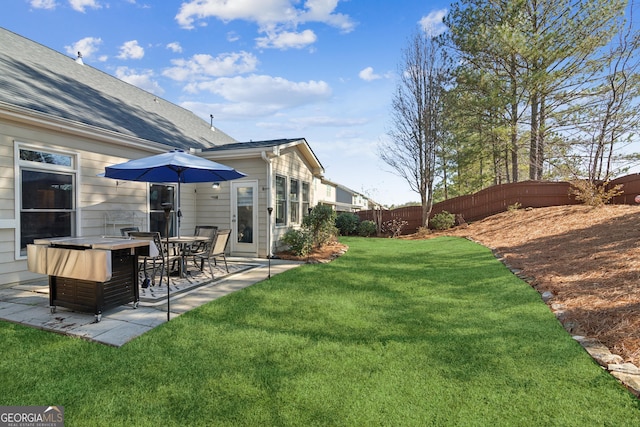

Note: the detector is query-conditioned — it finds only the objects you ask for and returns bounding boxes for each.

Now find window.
[275,175,286,226]
[290,178,300,224]
[18,146,77,255]
[302,182,310,217]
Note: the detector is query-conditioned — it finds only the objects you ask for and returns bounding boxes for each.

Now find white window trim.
[14,141,80,259]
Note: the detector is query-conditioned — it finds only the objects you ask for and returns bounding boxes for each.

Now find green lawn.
[2,236,639,426]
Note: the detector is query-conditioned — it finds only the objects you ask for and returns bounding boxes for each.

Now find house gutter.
[262,149,278,257]
[261,151,272,209]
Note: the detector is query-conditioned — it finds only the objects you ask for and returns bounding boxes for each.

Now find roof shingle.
[0,27,237,149]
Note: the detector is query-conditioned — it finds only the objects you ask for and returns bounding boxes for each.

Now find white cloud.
[358,67,393,82]
[68,0,102,13]
[226,31,240,42]
[29,0,57,9]
[163,51,258,81]
[298,0,355,32]
[64,36,102,58]
[359,67,381,81]
[185,74,331,111]
[174,0,355,50]
[166,42,183,53]
[199,75,331,104]
[419,9,448,38]
[256,29,317,49]
[176,0,297,29]
[290,115,368,127]
[115,66,164,95]
[117,40,145,60]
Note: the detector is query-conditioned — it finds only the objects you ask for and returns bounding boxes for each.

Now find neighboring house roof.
[0,27,236,149]
[321,178,362,198]
[321,177,381,209]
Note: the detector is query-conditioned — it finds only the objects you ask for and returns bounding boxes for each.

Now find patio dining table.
[167,235,210,278]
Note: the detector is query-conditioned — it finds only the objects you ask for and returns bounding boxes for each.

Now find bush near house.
[303,205,338,247]
[281,229,313,257]
[281,205,339,256]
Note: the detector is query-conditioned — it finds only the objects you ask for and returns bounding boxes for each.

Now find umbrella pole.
[162,203,172,321]
[176,180,182,238]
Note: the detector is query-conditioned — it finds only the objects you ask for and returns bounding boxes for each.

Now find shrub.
[381,218,408,238]
[570,180,623,207]
[302,205,338,247]
[507,202,522,212]
[335,212,360,236]
[415,226,431,238]
[357,220,377,237]
[430,211,455,230]
[281,229,313,257]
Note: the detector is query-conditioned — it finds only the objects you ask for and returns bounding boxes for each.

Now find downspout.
[262,150,273,257]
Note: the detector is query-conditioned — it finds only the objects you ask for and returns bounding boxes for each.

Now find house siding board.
[274,151,314,183]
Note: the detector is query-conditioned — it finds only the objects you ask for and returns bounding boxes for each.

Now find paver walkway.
[0,257,302,347]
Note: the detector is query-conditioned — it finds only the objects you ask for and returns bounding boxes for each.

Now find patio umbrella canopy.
[103,149,245,184]
[103,149,246,234]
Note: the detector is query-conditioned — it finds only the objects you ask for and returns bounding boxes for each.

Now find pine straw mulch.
[412,204,640,367]
[276,241,349,263]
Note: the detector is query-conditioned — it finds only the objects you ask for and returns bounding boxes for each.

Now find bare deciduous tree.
[380,30,451,227]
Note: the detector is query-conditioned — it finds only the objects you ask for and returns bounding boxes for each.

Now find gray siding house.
[0,27,324,286]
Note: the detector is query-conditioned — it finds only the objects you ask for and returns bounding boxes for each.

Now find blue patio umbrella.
[102,149,245,321]
[103,149,246,236]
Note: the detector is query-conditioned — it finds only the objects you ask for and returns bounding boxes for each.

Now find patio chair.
[128,231,179,286]
[120,226,140,237]
[194,225,218,235]
[191,229,231,277]
[190,225,218,252]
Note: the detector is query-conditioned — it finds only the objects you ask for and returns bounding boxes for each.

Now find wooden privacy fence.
[356,174,640,235]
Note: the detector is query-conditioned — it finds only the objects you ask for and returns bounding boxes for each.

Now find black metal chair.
[194,225,218,235]
[190,225,218,252]
[120,226,140,237]
[128,231,179,286]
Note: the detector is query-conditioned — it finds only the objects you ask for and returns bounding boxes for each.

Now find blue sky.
[2,0,450,206]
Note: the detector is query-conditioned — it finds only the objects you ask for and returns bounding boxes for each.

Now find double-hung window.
[275,176,311,226]
[289,178,300,224]
[18,146,77,256]
[275,175,286,226]
[302,182,310,217]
